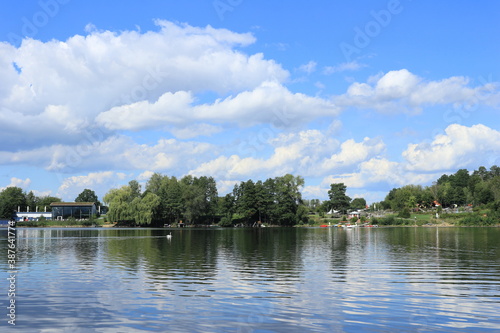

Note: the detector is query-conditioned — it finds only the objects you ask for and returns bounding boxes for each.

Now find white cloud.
[298,61,317,74]
[317,124,500,194]
[319,137,386,173]
[335,69,499,113]
[189,130,387,183]
[403,124,500,171]
[0,20,289,149]
[95,91,194,131]
[170,124,223,139]
[0,135,217,176]
[57,171,127,201]
[321,157,438,190]
[195,81,339,127]
[137,171,155,181]
[323,61,367,75]
[97,81,339,131]
[0,177,31,191]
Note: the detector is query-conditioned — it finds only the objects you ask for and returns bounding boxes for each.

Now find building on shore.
[50,202,97,220]
[15,211,53,222]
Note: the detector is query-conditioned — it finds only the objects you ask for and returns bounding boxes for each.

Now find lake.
[1,226,500,332]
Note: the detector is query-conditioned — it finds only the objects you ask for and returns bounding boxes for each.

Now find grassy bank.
[304,210,500,227]
[16,217,110,228]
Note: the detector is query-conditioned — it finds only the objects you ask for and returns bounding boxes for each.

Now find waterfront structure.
[15,211,53,221]
[50,202,97,220]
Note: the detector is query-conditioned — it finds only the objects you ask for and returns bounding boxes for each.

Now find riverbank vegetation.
[1,166,499,227]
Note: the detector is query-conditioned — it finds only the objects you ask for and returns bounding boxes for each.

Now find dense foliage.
[75,188,101,207]
[0,188,62,219]
[224,174,308,226]
[104,176,218,226]
[379,166,500,212]
[102,174,308,226]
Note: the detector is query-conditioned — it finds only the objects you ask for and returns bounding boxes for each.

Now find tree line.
[102,173,368,226]
[377,166,500,214]
[102,174,309,226]
[2,164,498,225]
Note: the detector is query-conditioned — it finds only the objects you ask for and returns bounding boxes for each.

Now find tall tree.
[128,180,142,199]
[328,183,351,214]
[25,191,39,211]
[146,172,164,195]
[272,175,305,226]
[133,192,160,225]
[0,187,26,218]
[350,197,367,210]
[75,188,101,206]
[158,176,184,224]
[104,186,134,222]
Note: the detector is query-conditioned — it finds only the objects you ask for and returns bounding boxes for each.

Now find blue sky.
[1,0,499,203]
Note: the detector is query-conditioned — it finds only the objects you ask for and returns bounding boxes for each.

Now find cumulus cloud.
[319,137,386,173]
[335,69,499,113]
[57,171,127,201]
[189,129,388,185]
[97,81,339,130]
[316,124,500,195]
[0,135,217,176]
[0,20,289,149]
[0,177,31,191]
[321,157,438,191]
[403,124,500,172]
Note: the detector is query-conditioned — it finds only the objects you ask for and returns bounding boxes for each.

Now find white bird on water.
[166,232,172,239]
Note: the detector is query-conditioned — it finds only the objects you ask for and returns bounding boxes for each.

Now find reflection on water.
[1,227,500,332]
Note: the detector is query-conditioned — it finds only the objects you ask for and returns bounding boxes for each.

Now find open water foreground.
[1,226,500,332]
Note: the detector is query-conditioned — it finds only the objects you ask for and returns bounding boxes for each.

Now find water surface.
[1,227,500,332]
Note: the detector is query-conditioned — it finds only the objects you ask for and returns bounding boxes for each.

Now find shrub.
[66,217,78,226]
[380,216,395,225]
[219,216,233,227]
[459,212,500,226]
[398,208,411,218]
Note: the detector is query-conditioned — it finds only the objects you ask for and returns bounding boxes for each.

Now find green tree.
[272,174,305,226]
[75,188,101,206]
[25,191,39,211]
[219,193,235,220]
[350,197,367,210]
[37,196,62,212]
[158,176,184,224]
[0,187,26,218]
[104,185,135,222]
[234,180,258,224]
[180,175,218,224]
[145,172,164,195]
[128,180,142,199]
[328,183,351,214]
[133,192,161,225]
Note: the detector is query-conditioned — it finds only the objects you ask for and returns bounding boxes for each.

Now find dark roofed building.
[50,202,97,220]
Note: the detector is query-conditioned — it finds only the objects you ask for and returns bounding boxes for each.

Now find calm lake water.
[2,227,500,332]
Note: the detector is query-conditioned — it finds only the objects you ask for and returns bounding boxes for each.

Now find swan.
[166,232,172,239]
